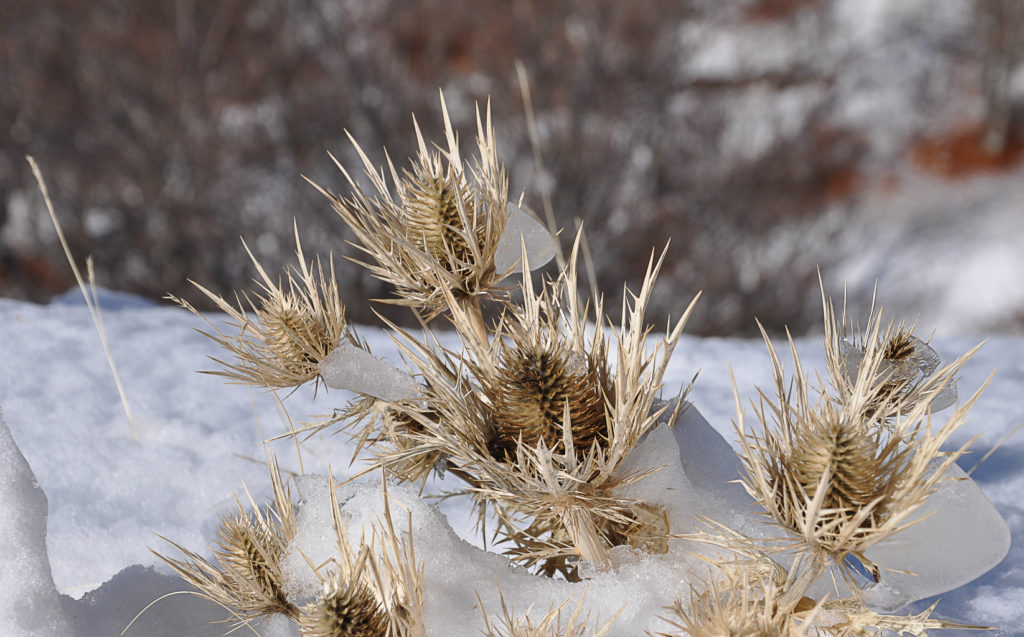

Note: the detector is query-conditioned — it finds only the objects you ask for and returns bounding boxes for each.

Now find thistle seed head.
[313,96,510,318]
[765,404,906,552]
[220,513,284,597]
[824,294,954,423]
[257,291,335,376]
[173,228,350,389]
[154,454,300,624]
[882,326,917,361]
[486,301,609,461]
[300,574,389,637]
[739,298,985,579]
[403,162,481,270]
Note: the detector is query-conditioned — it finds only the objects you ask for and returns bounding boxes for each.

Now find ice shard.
[862,461,1011,611]
[494,203,556,273]
[319,342,418,401]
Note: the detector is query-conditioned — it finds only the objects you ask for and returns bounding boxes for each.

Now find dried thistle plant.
[678,519,995,636]
[363,239,698,575]
[309,477,425,637]
[155,93,1004,636]
[309,94,510,332]
[173,224,352,389]
[154,453,300,626]
[735,293,988,600]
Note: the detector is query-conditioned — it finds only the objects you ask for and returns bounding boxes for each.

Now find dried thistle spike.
[154,453,300,625]
[309,95,510,320]
[366,234,699,576]
[484,283,610,461]
[299,571,389,637]
[735,298,988,593]
[172,224,351,389]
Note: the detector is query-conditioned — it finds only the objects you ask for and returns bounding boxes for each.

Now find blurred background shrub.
[3,0,1023,335]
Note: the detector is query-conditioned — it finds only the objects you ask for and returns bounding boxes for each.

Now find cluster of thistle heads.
[164,97,992,636]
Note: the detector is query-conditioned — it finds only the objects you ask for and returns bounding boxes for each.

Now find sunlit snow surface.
[0,290,1022,636]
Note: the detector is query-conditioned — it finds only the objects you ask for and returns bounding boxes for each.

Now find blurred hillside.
[3,0,1024,335]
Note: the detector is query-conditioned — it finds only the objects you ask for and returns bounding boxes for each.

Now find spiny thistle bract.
[309,94,510,323]
[478,592,619,637]
[654,563,817,637]
[735,294,986,591]
[173,224,352,389]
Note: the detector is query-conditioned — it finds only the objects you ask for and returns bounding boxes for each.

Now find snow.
[0,410,71,637]
[1,290,1023,635]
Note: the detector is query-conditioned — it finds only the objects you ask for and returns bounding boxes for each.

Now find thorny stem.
[565,509,611,570]
[777,552,826,611]
[461,295,490,346]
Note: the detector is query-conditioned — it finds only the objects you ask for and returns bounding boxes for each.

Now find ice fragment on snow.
[863,461,1010,611]
[319,342,417,401]
[667,401,763,536]
[839,336,956,411]
[0,408,73,636]
[494,203,556,273]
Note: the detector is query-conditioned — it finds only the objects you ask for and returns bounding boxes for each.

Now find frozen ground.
[0,289,1021,635]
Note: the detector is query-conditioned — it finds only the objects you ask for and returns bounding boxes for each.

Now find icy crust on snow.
[319,341,418,401]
